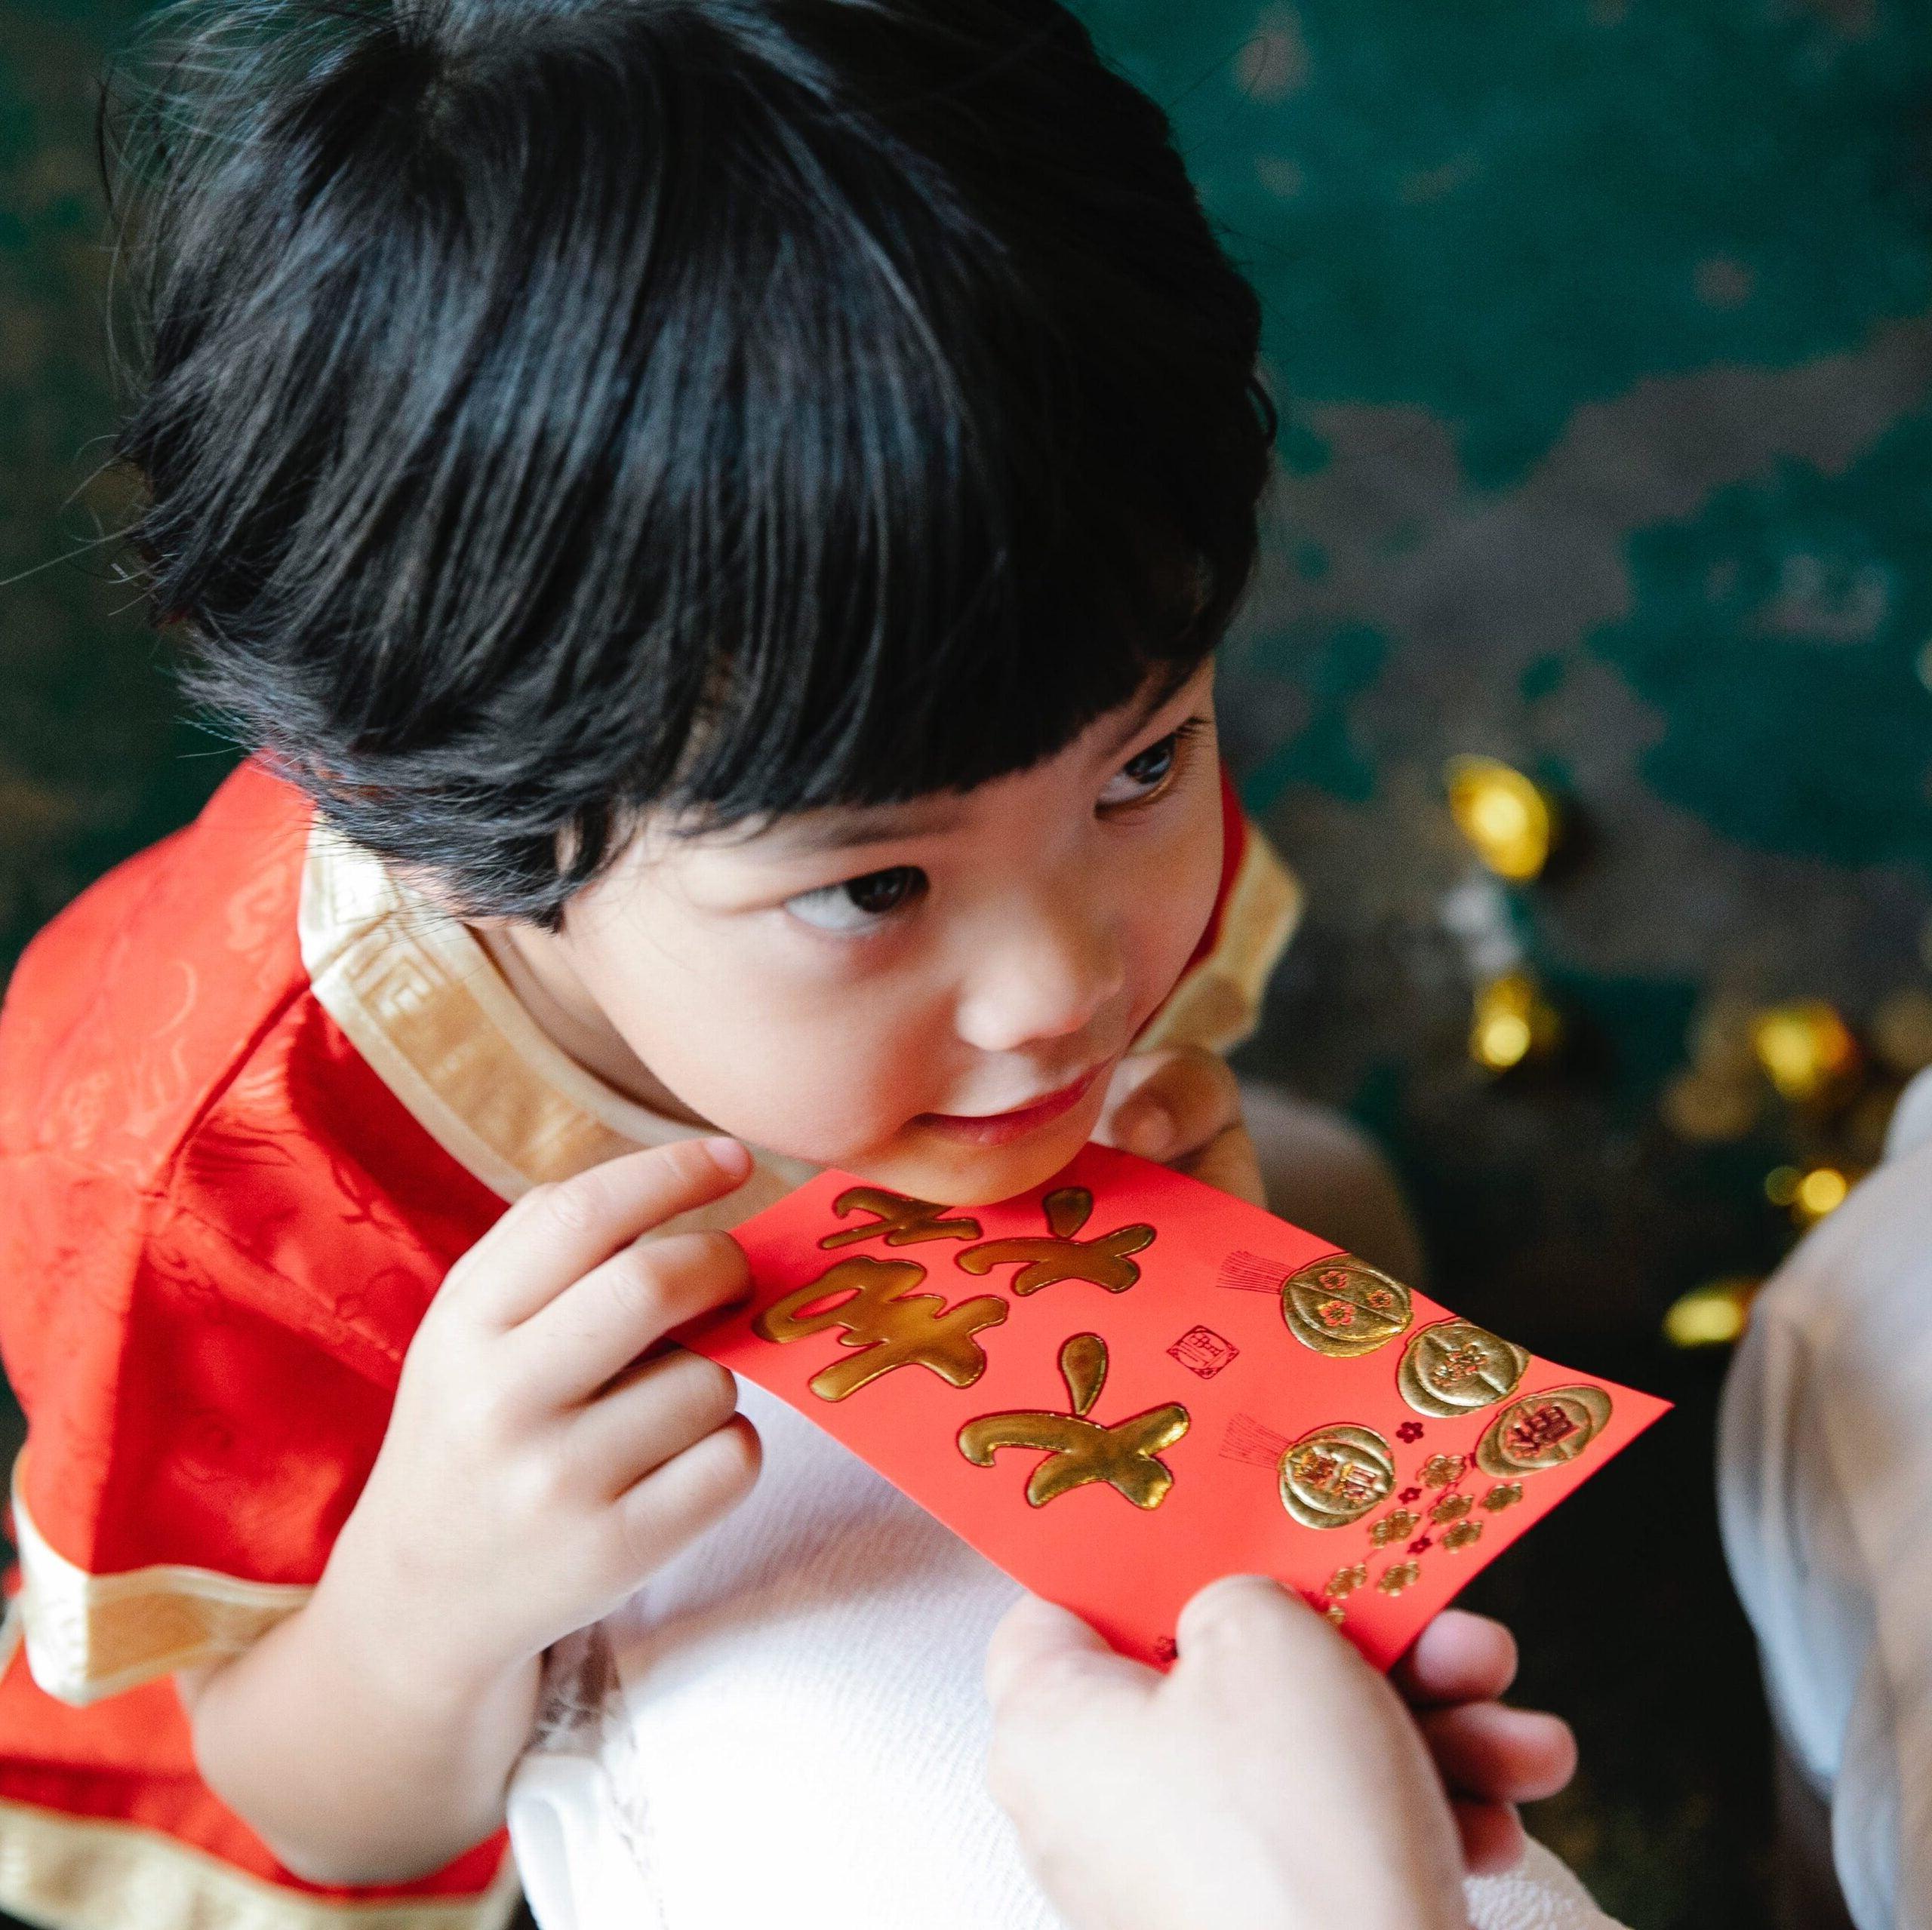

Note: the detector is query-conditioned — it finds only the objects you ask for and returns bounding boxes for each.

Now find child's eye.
[784,865,928,933]
[1098,726,1192,810]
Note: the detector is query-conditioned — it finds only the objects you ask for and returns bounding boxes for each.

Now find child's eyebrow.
[749,800,971,860]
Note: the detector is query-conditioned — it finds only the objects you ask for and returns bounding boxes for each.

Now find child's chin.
[846,1118,1094,1207]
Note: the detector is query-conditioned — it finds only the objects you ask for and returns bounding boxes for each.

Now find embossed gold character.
[817,1187,983,1249]
[1475,1385,1612,1477]
[956,1188,1155,1295]
[754,1256,1008,1401]
[1397,1320,1530,1418]
[1281,1254,1414,1359]
[957,1332,1189,1508]
[1276,1424,1397,1529]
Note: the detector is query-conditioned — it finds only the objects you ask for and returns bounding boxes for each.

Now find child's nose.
[955,903,1127,1056]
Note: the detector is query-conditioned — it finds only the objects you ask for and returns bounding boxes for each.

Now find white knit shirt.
[506,1379,1622,1930]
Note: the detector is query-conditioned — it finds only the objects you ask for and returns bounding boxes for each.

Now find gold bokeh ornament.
[1277,1424,1397,1530]
[1749,1000,1860,1104]
[1475,1386,1612,1478]
[1469,972,1562,1073]
[1445,756,1557,881]
[1281,1253,1414,1359]
[1398,1320,1530,1418]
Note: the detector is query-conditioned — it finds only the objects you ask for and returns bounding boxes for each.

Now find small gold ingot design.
[1377,1561,1422,1597]
[1276,1424,1396,1530]
[1326,1563,1369,1599]
[1481,1482,1525,1512]
[1469,971,1561,1071]
[1281,1254,1414,1360]
[1442,1520,1484,1553]
[820,1187,981,1249]
[1475,1386,1612,1477]
[1420,1452,1467,1489]
[1429,1493,1472,1525]
[1369,1510,1420,1548]
[1398,1320,1530,1418]
[958,1188,1155,1295]
[755,1256,1008,1401]
[1446,756,1555,881]
[958,1333,1190,1509]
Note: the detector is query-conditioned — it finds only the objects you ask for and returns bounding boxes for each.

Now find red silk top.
[0,762,1297,1930]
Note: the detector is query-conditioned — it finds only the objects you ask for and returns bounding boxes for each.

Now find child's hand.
[1395,1610,1578,1874]
[1096,1045,1266,1207]
[329,1138,761,1687]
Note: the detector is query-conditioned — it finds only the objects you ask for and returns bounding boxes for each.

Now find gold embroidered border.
[1138,826,1302,1057]
[0,1771,522,1930]
[11,1458,312,1709]
[297,821,815,1214]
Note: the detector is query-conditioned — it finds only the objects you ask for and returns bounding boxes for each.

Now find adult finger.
[515,1228,751,1408]
[986,1595,1128,1714]
[1395,1611,1518,1708]
[455,1138,753,1329]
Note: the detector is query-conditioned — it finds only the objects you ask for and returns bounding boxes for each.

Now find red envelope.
[690,1144,1669,1670]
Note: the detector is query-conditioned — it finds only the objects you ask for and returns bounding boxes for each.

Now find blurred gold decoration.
[1792,1166,1850,1225]
[1660,996,1763,1142]
[1445,756,1557,881]
[1469,971,1561,1072]
[1662,1068,1763,1142]
[1662,1277,1761,1351]
[1763,1166,1801,1207]
[1872,988,1932,1077]
[1750,1000,1861,1105]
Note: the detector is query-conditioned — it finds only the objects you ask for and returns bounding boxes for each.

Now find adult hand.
[986,1576,1472,1930]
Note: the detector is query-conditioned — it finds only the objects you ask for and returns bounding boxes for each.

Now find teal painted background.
[14,0,1932,1919]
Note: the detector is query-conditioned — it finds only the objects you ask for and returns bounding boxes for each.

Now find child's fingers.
[1096,1046,1241,1163]
[1418,1701,1577,1806]
[515,1229,751,1409]
[457,1138,753,1330]
[570,1348,742,1496]
[1395,1610,1519,1707]
[613,1412,761,1578]
[1452,1798,1527,1877]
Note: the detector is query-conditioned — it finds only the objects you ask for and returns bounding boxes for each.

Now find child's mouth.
[912,1066,1102,1148]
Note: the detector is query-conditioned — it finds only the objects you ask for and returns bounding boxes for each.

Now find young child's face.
[545,661,1223,1204]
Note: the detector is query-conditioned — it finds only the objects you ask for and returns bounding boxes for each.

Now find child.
[0,0,1606,1924]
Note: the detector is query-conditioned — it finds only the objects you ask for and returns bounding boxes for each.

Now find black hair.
[104,0,1275,926]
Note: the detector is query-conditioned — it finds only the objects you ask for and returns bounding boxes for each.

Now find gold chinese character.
[754,1256,1008,1401]
[957,1332,1189,1508]
[957,1188,1155,1295]
[817,1187,983,1249]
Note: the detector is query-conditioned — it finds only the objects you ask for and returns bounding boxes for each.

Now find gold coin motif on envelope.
[1397,1319,1531,1418]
